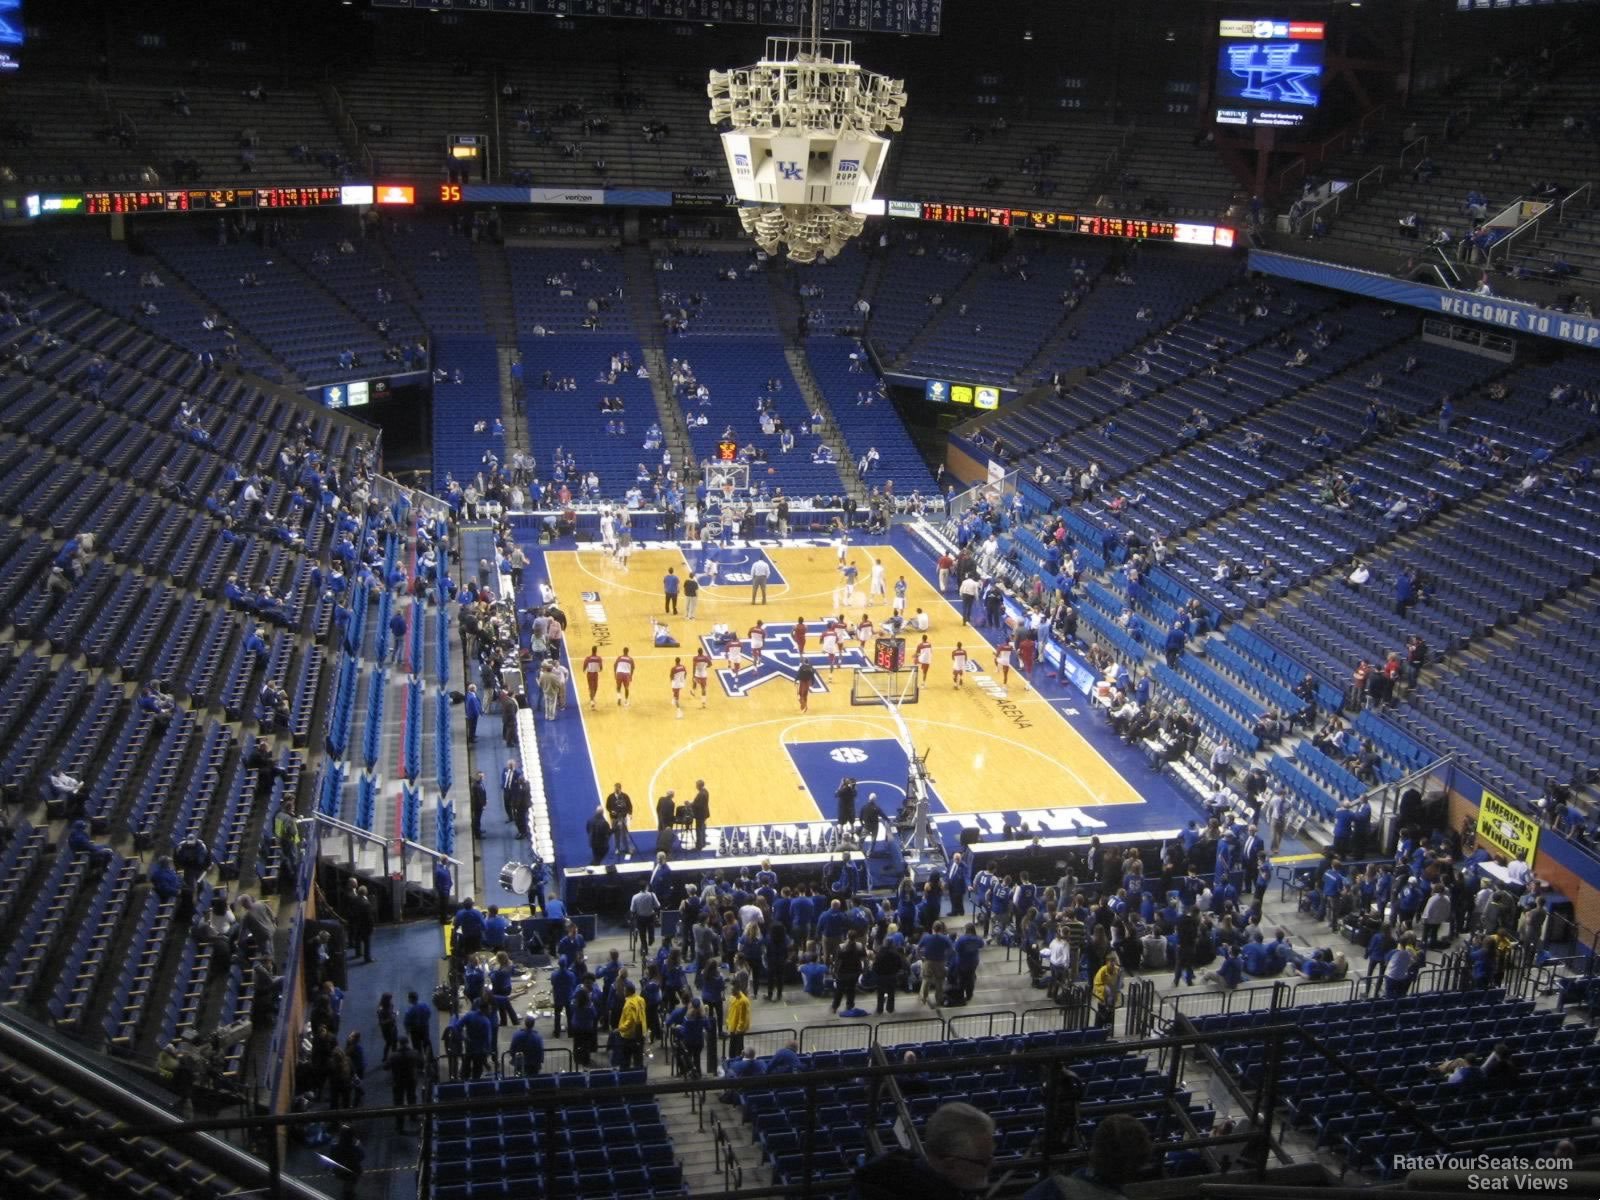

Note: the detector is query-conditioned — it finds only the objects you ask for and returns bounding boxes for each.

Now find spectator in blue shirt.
[456,1001,496,1080]
[403,991,434,1057]
[462,956,486,1005]
[1240,933,1279,977]
[917,923,953,1008]
[489,952,518,1029]
[1365,924,1396,979]
[721,1047,766,1102]
[452,898,485,959]
[388,611,408,666]
[69,820,114,870]
[698,959,726,1037]
[953,924,985,1003]
[1208,944,1243,989]
[432,860,453,926]
[549,957,576,1037]
[148,855,182,901]
[799,955,829,997]
[508,1015,544,1076]
[557,922,587,975]
[483,905,509,952]
[668,998,710,1078]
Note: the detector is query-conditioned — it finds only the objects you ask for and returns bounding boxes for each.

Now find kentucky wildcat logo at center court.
[699,627,870,697]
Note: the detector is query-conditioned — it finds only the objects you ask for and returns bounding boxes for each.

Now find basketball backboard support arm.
[901,744,946,877]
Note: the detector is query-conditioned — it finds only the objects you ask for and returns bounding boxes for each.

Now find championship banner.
[1478,790,1540,866]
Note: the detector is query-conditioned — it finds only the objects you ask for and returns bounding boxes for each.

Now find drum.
[498,862,533,893]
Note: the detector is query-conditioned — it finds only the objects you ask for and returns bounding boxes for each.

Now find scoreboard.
[903,202,1236,247]
[82,186,348,215]
[366,0,942,34]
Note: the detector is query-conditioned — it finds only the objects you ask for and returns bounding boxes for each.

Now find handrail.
[1558,182,1594,226]
[400,837,464,891]
[1355,752,1451,840]
[489,66,503,182]
[302,811,392,878]
[1270,102,1388,197]
[1398,135,1428,173]
[0,1024,1426,1200]
[1485,194,1555,266]
[320,82,375,178]
[1290,163,1384,238]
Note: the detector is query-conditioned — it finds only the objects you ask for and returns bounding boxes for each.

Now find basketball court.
[529,534,1198,868]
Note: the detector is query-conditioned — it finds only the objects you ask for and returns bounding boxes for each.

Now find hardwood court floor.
[540,542,1143,835]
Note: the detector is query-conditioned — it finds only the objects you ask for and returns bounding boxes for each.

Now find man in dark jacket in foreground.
[852,1102,994,1198]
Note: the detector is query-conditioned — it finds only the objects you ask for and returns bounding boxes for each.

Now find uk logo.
[777,161,804,181]
[701,626,869,697]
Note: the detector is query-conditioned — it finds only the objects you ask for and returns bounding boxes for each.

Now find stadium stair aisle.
[622,245,697,477]
[781,344,864,498]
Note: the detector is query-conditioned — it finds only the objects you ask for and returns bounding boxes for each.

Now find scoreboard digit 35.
[874,637,906,672]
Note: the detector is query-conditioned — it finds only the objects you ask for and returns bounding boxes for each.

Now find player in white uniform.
[951,641,968,687]
[994,636,1014,686]
[868,558,887,603]
[599,506,617,552]
[915,635,933,682]
[821,623,840,674]
[726,636,745,690]
[614,647,635,706]
[748,621,766,667]
[692,649,712,707]
[670,657,688,718]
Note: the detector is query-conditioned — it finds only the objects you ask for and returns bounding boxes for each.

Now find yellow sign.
[1478,791,1539,866]
[950,384,974,406]
[974,386,1000,410]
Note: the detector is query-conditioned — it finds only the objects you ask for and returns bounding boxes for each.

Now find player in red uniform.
[1018,633,1037,679]
[792,617,807,653]
[670,656,687,718]
[692,648,713,707]
[748,620,767,667]
[614,646,635,706]
[582,645,603,710]
[951,642,968,687]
